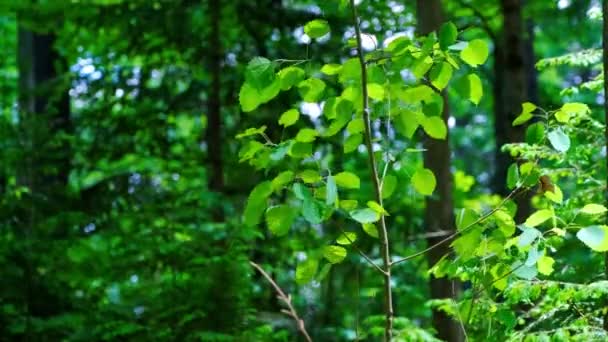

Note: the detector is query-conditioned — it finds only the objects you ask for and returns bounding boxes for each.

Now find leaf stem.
[349,1,394,340]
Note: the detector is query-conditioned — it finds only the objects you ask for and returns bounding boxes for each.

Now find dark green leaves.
[245,57,276,90]
[296,259,319,284]
[350,209,380,224]
[439,22,457,50]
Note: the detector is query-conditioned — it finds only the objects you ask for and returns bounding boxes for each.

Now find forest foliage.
[1,0,608,341]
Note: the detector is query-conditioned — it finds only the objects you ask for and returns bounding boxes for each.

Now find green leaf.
[518,227,541,247]
[323,245,347,264]
[279,109,300,127]
[544,185,563,204]
[236,125,267,139]
[547,128,570,152]
[494,210,516,237]
[524,209,553,227]
[304,19,330,38]
[244,181,273,227]
[367,201,389,215]
[340,200,358,211]
[525,123,545,144]
[298,78,326,102]
[452,229,482,261]
[460,39,489,67]
[506,163,519,189]
[557,102,590,123]
[295,128,319,143]
[326,174,338,205]
[421,116,447,140]
[577,225,608,252]
[381,174,397,199]
[265,205,298,236]
[367,83,385,100]
[302,198,323,224]
[334,172,360,189]
[412,168,436,196]
[350,208,380,223]
[429,62,453,90]
[344,134,362,153]
[271,171,295,190]
[316,263,332,281]
[580,204,608,215]
[346,118,365,134]
[467,73,483,105]
[412,56,433,78]
[321,63,342,75]
[245,57,276,90]
[439,22,458,50]
[336,232,357,245]
[537,255,555,275]
[239,78,281,112]
[278,66,305,90]
[296,259,319,284]
[455,208,478,231]
[512,102,536,126]
[512,261,537,280]
[362,223,379,238]
[299,169,321,183]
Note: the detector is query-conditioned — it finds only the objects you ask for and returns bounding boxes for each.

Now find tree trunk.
[205,0,224,221]
[416,1,464,341]
[494,0,531,223]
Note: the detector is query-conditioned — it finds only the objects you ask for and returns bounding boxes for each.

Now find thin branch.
[391,187,520,266]
[453,0,497,41]
[350,0,394,340]
[339,228,388,276]
[250,262,313,342]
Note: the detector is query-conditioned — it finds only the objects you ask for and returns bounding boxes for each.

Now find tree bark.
[416,1,464,341]
[494,0,532,223]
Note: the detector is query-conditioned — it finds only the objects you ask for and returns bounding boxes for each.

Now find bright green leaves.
[293,183,324,224]
[466,74,483,105]
[278,66,305,90]
[429,62,453,90]
[239,81,280,112]
[381,174,397,199]
[547,128,570,152]
[272,171,295,190]
[299,169,321,183]
[245,57,276,90]
[296,259,319,285]
[421,116,447,139]
[580,204,608,215]
[577,225,608,252]
[244,181,273,227]
[337,232,357,245]
[321,63,342,75]
[334,172,360,189]
[512,102,537,126]
[279,109,299,127]
[350,208,380,224]
[236,125,267,139]
[555,102,590,123]
[367,83,385,100]
[304,19,330,39]
[265,205,298,236]
[298,78,326,102]
[344,134,362,153]
[323,245,347,264]
[412,168,436,196]
[439,22,457,50]
[537,255,555,275]
[460,39,489,67]
[524,209,553,227]
[295,128,319,142]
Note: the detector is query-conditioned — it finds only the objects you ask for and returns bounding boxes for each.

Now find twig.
[338,228,388,276]
[391,187,520,266]
[250,262,313,342]
[350,0,394,340]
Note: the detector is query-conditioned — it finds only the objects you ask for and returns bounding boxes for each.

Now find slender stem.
[349,1,393,340]
[339,227,388,275]
[392,187,519,266]
[602,0,608,332]
[250,262,313,342]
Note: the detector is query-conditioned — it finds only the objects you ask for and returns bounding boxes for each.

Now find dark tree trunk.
[416,1,464,341]
[17,25,71,340]
[494,0,532,223]
[206,0,225,221]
